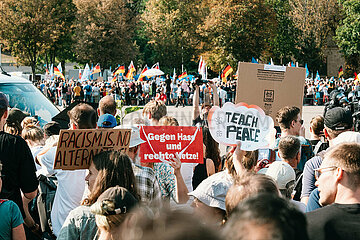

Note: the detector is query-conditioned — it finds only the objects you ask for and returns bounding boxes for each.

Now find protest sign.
[208,102,276,151]
[235,62,305,124]
[139,126,203,163]
[54,128,131,170]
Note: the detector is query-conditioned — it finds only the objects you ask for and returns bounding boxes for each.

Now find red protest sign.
[139,126,203,163]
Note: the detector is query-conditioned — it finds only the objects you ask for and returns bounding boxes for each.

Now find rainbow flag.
[178,71,187,80]
[54,67,65,80]
[91,64,101,75]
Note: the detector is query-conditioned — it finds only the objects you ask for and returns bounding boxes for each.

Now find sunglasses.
[314,166,337,180]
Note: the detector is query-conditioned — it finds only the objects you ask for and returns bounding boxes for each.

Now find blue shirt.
[0,200,24,240]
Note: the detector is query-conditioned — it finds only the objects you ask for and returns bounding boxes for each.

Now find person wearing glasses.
[306,143,360,240]
[274,106,313,171]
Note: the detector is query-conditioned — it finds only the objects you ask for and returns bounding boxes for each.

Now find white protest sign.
[207,102,276,150]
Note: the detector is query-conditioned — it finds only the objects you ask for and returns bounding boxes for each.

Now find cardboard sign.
[208,102,276,150]
[139,126,203,163]
[235,62,305,124]
[54,128,131,170]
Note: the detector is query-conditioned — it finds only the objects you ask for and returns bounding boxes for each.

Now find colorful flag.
[57,62,62,73]
[355,72,359,81]
[315,71,320,81]
[125,61,136,79]
[81,64,91,81]
[291,62,296,67]
[113,65,125,76]
[91,64,101,75]
[251,57,258,64]
[54,67,65,80]
[49,64,54,80]
[198,57,206,78]
[221,64,233,83]
[138,65,149,81]
[79,69,82,80]
[178,72,187,80]
[305,63,309,78]
[152,63,160,70]
[338,66,344,78]
[172,68,176,81]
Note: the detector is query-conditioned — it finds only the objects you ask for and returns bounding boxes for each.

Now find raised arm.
[193,85,200,121]
[209,81,219,106]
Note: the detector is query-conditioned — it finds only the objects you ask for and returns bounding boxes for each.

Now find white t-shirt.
[39,147,86,237]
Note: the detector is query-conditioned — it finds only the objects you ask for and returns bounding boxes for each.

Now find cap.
[44,121,61,136]
[115,125,146,148]
[324,107,353,130]
[188,171,233,211]
[261,161,295,190]
[0,92,9,109]
[95,186,138,215]
[7,108,29,124]
[97,114,117,128]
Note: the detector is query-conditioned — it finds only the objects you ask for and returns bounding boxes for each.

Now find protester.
[97,114,117,128]
[21,125,45,171]
[90,186,139,240]
[58,151,140,239]
[97,95,117,117]
[142,100,167,126]
[309,115,328,155]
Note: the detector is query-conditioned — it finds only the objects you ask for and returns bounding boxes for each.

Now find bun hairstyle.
[22,124,44,143]
[91,199,128,231]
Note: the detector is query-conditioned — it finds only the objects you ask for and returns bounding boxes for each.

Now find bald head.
[98,95,116,116]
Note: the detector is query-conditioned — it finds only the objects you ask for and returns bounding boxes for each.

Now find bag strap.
[313,141,323,155]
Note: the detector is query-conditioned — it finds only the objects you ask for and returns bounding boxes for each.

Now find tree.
[73,0,138,69]
[142,0,205,73]
[0,0,55,79]
[200,0,277,72]
[336,0,360,73]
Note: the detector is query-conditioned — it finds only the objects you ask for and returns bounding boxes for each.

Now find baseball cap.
[7,108,30,124]
[115,125,146,148]
[97,114,117,128]
[44,121,61,136]
[188,171,233,211]
[324,107,353,130]
[260,161,295,190]
[92,186,138,216]
[0,92,9,109]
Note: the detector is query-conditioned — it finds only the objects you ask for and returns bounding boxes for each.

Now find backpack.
[36,174,58,239]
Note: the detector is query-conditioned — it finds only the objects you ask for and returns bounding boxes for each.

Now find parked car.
[0,72,60,126]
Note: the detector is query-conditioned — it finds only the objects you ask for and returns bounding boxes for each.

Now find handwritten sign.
[54,128,131,170]
[208,102,276,151]
[139,126,203,163]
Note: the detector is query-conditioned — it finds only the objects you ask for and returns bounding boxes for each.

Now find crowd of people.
[35,76,237,108]
[0,75,360,240]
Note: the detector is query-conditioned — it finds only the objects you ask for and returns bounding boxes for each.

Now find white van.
[0,72,59,126]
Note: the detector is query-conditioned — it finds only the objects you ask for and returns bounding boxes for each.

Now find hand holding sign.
[207,102,276,151]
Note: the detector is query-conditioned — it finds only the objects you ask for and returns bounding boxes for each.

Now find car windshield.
[0,83,59,126]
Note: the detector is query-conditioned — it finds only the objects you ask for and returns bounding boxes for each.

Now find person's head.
[261,161,296,199]
[84,151,140,205]
[223,193,309,240]
[225,150,258,177]
[122,208,221,240]
[43,121,61,138]
[316,143,360,206]
[22,124,45,147]
[91,186,139,235]
[159,116,179,126]
[142,100,167,125]
[98,95,117,116]
[309,115,325,139]
[278,136,301,168]
[203,127,221,172]
[21,116,38,129]
[68,103,97,129]
[323,107,353,141]
[97,114,117,128]
[225,173,280,217]
[276,106,302,135]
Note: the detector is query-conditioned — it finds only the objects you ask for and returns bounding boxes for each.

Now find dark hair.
[276,106,300,129]
[68,103,97,129]
[84,151,140,205]
[278,136,301,160]
[310,115,324,136]
[203,127,221,172]
[223,193,309,240]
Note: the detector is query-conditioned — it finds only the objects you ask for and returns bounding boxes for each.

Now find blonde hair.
[22,124,44,144]
[159,116,179,126]
[143,100,167,121]
[21,117,38,129]
[91,199,127,232]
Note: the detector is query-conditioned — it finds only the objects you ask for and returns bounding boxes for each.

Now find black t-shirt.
[192,116,208,127]
[306,203,360,240]
[0,132,38,217]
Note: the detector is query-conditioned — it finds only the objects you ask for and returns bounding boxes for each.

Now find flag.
[198,57,206,78]
[221,64,233,83]
[291,62,296,67]
[305,63,309,78]
[355,72,359,81]
[338,66,344,78]
[172,68,176,81]
[251,57,258,64]
[81,63,91,81]
[79,69,82,80]
[270,58,274,65]
[91,63,101,75]
[138,65,149,81]
[49,64,54,79]
[125,61,136,79]
[152,63,160,69]
[54,67,65,80]
[315,71,320,81]
[113,65,125,76]
[178,72,187,80]
[57,63,62,73]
